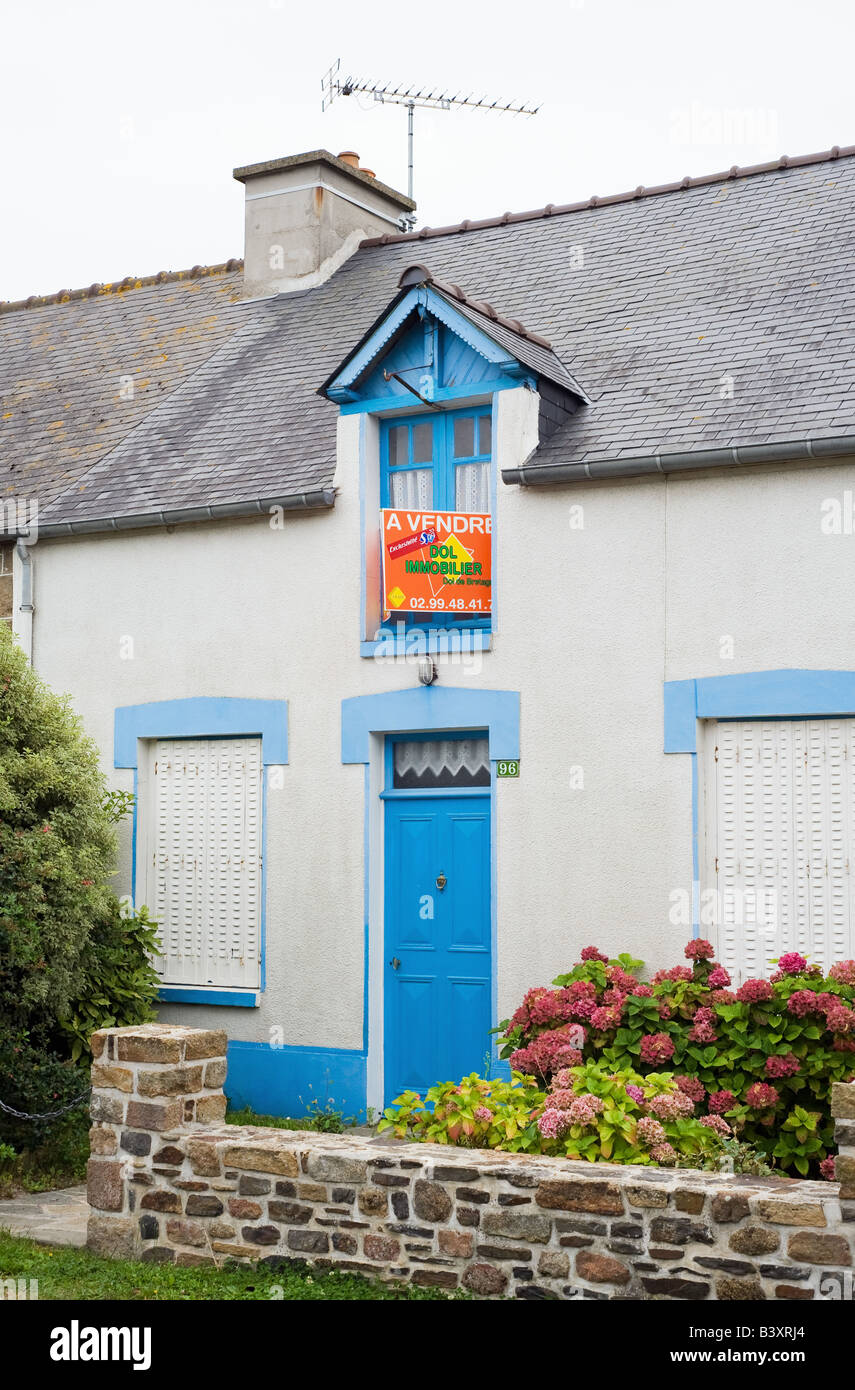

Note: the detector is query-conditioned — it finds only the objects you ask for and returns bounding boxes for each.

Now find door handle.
[436,872,447,891]
[389,956,401,970]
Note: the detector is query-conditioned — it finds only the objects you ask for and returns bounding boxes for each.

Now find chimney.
[233,149,415,299]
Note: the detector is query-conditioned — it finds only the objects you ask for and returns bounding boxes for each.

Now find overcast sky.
[2,0,852,302]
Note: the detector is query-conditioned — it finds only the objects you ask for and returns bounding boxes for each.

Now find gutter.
[34,488,337,539]
[502,436,855,486]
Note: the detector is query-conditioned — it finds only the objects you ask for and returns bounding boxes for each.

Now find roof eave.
[32,488,336,540]
[502,436,855,486]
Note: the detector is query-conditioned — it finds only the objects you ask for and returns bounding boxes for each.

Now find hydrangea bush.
[377,1061,761,1169]
[497,942,855,1175]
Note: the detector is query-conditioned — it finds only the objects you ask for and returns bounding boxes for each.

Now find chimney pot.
[337,151,360,168]
[360,168,376,180]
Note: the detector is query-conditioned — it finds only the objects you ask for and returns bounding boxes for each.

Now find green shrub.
[378,1061,767,1171]
[59,904,160,1063]
[498,941,855,1176]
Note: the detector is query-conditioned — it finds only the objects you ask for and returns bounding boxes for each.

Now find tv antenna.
[321,59,540,216]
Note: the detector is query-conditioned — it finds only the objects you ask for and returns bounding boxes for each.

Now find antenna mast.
[321,59,539,217]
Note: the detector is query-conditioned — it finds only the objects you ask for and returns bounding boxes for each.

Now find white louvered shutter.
[708,719,854,982]
[147,738,262,989]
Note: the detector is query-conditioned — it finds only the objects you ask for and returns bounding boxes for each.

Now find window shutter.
[710,719,854,981]
[148,738,262,989]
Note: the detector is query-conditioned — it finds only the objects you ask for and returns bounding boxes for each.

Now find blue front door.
[384,795,491,1104]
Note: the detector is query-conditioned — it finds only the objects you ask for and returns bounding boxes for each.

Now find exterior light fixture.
[418,658,437,686]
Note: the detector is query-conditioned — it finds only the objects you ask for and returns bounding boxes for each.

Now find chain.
[0,1089,91,1121]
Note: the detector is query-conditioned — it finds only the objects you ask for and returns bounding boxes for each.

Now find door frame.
[382,733,492,1106]
[341,686,520,1117]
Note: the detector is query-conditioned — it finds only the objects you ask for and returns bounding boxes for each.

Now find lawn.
[0,1231,468,1301]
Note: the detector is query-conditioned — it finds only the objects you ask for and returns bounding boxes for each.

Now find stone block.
[438,1229,474,1257]
[89,1125,118,1156]
[185,1195,223,1217]
[756,1199,826,1227]
[412,1269,458,1288]
[87,1159,124,1212]
[364,1235,401,1261]
[126,1100,183,1133]
[358,1188,388,1217]
[223,1145,298,1177]
[117,1033,182,1064]
[787,1231,852,1266]
[241,1225,281,1246]
[268,1202,311,1224]
[140,1190,182,1214]
[831,1082,855,1120]
[195,1095,228,1125]
[649,1216,713,1247]
[204,1058,228,1087]
[538,1251,570,1278]
[535,1180,624,1215]
[728,1225,779,1255]
[413,1180,453,1223]
[165,1219,207,1247]
[304,1153,367,1183]
[711,1193,750,1223]
[717,1276,766,1300]
[137,1065,204,1098]
[120,1131,152,1157]
[576,1250,631,1285]
[228,1198,262,1219]
[463,1263,507,1295]
[481,1211,551,1244]
[87,1215,137,1258]
[151,1145,184,1166]
[90,1094,124,1125]
[186,1138,223,1176]
[675,1189,706,1214]
[287,1230,329,1254]
[91,1064,134,1093]
[184,1030,228,1060]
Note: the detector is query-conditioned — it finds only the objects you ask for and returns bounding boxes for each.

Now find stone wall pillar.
[87,1023,228,1259]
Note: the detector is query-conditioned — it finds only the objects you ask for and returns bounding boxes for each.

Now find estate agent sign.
[381,509,492,616]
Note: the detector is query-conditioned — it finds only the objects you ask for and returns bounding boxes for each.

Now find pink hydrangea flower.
[707,1089,736,1114]
[699,1114,732,1136]
[685,938,715,960]
[546,1089,575,1110]
[632,984,654,998]
[580,946,609,963]
[650,1142,677,1166]
[570,996,597,1021]
[474,1107,493,1123]
[591,1005,623,1031]
[625,1083,645,1104]
[537,1108,573,1139]
[825,1002,855,1035]
[786,989,825,1017]
[567,1095,606,1126]
[607,967,639,992]
[652,965,693,985]
[648,1091,695,1120]
[637,1116,666,1146]
[832,1037,855,1052]
[658,1002,673,1021]
[675,1075,706,1103]
[778,951,809,975]
[736,978,773,1004]
[688,1007,717,1043]
[745,1082,780,1109]
[707,966,731,988]
[765,1053,800,1079]
[711,989,737,1004]
[829,960,855,987]
[640,1032,675,1065]
[820,1157,837,1180]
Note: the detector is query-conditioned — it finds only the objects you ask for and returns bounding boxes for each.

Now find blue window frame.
[380,406,492,630]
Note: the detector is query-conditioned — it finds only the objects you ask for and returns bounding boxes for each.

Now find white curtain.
[394,737,490,789]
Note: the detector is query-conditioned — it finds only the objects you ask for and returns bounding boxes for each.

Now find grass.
[0,1230,468,1301]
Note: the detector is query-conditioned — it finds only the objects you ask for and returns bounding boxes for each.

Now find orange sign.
[381,510,492,616]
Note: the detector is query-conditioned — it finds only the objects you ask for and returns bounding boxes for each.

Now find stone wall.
[87,1025,855,1300]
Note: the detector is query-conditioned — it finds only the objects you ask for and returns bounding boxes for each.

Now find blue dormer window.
[381,407,492,630]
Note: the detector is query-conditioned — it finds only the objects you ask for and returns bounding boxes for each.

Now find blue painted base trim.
[159,988,260,1008]
[225,1040,368,1120]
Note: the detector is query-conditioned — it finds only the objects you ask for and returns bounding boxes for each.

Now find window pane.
[388,425,408,467]
[455,461,490,513]
[391,467,433,510]
[453,416,475,458]
[412,421,433,464]
[393,737,490,789]
[478,413,492,456]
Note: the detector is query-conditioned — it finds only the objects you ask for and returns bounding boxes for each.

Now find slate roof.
[2,146,854,531]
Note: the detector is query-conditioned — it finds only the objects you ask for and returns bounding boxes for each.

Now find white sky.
[2,0,852,302]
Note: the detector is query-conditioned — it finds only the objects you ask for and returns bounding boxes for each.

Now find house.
[2,143,855,1118]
